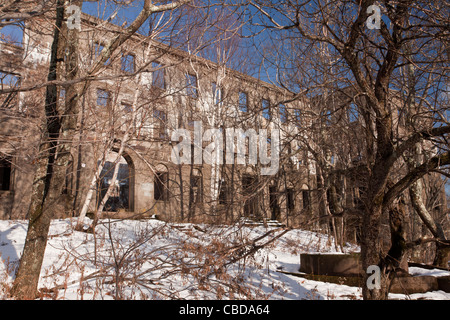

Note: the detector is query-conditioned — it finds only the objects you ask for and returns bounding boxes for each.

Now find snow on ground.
[0,218,449,300]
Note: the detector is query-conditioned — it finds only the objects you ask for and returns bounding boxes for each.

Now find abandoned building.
[0,11,447,240]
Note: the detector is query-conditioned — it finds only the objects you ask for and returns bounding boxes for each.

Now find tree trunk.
[410,178,449,267]
[11,2,66,299]
[361,203,387,300]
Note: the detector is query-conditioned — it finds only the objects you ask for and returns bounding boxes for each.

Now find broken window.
[239,91,248,112]
[212,82,224,105]
[0,24,23,47]
[0,72,20,109]
[186,73,198,99]
[279,103,287,123]
[152,62,165,89]
[262,99,270,120]
[348,102,358,123]
[96,89,110,107]
[121,54,135,73]
[93,42,110,65]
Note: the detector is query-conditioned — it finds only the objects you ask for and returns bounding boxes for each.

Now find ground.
[0,218,449,300]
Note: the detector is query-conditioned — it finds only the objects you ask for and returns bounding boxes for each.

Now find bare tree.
[241,0,450,299]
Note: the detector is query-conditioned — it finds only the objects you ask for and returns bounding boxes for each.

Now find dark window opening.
[154,171,168,202]
[0,158,12,191]
[287,188,295,211]
[269,186,280,220]
[242,175,259,218]
[190,173,203,204]
[218,179,227,205]
[302,190,310,209]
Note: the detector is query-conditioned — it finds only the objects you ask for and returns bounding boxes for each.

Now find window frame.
[185,73,198,99]
[154,171,169,202]
[153,109,168,140]
[279,103,288,123]
[262,98,271,120]
[96,88,110,107]
[121,53,135,74]
[238,91,248,112]
[152,61,165,89]
[93,42,110,66]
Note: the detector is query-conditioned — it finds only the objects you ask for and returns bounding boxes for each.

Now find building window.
[269,186,280,220]
[0,72,20,109]
[218,179,227,205]
[59,88,66,100]
[0,24,24,47]
[154,171,169,201]
[294,109,301,127]
[279,104,287,123]
[325,110,332,126]
[348,102,358,123]
[97,89,110,107]
[190,169,203,205]
[239,91,248,112]
[121,103,134,130]
[121,54,135,73]
[302,190,310,209]
[122,102,133,113]
[212,82,224,105]
[0,158,11,191]
[93,42,110,65]
[262,99,270,120]
[186,73,198,99]
[287,188,295,211]
[152,62,165,89]
[153,109,168,139]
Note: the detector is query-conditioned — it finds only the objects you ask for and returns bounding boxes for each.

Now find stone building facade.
[0,12,318,226]
[0,12,446,236]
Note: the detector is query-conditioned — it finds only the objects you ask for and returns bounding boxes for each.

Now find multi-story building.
[0,11,446,242]
[0,12,318,226]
